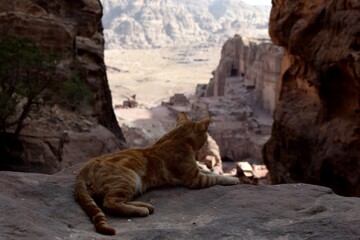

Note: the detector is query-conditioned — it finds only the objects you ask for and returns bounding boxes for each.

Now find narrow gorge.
[0,0,359,239]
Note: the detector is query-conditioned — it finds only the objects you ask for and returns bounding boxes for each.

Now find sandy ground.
[105,46,221,108]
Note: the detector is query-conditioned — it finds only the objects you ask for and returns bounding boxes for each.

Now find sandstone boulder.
[0,165,359,239]
[1,105,123,174]
[196,133,223,175]
[1,125,122,174]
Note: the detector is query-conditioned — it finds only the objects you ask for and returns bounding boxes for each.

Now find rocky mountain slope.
[101,0,270,48]
[263,0,360,197]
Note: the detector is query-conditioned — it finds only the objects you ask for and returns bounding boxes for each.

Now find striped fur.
[74,112,239,235]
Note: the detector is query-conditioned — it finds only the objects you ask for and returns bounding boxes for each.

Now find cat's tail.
[74,179,116,235]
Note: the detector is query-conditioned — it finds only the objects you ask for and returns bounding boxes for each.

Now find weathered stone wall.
[263,0,360,196]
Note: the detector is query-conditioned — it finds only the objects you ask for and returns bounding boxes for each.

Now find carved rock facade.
[205,35,283,113]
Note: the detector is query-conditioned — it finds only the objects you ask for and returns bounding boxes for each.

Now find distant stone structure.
[162,93,190,107]
[205,35,283,113]
[192,35,282,163]
[195,84,207,98]
[123,95,139,108]
[170,94,190,106]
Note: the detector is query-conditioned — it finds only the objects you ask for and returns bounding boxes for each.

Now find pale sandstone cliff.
[205,35,283,113]
[263,0,360,196]
[0,0,126,173]
[192,35,283,162]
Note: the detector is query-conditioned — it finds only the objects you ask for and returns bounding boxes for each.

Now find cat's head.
[175,112,211,150]
[154,112,211,150]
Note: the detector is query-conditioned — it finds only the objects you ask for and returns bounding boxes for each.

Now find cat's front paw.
[223,176,240,185]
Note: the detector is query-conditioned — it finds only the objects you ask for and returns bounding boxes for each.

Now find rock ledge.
[0,165,359,239]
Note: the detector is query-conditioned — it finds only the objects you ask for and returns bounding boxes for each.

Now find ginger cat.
[74,112,239,235]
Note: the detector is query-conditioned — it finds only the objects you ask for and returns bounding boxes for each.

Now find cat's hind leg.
[103,194,151,217]
[102,171,153,217]
[126,201,155,214]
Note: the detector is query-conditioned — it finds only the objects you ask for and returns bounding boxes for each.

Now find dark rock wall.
[0,0,127,173]
[263,0,360,196]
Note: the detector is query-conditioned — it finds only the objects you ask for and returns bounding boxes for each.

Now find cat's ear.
[195,116,211,133]
[176,112,188,126]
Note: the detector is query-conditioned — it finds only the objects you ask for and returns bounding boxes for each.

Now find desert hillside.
[101,0,270,48]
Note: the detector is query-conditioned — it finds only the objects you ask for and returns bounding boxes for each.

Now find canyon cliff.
[263,0,360,196]
[1,2,360,238]
[0,0,126,173]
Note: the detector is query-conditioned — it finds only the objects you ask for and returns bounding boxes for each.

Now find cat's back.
[77,148,149,178]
